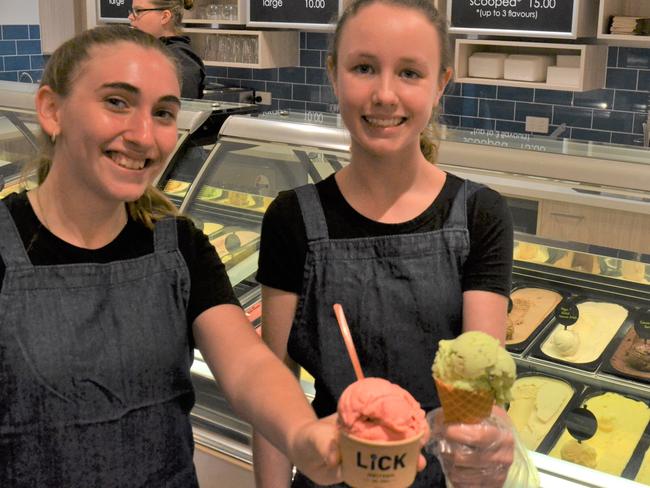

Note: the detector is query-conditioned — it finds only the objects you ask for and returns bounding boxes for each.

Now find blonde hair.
[148,0,195,34]
[329,0,452,163]
[25,24,180,229]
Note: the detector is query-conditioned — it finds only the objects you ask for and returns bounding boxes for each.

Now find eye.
[154,107,178,123]
[353,64,374,75]
[105,96,129,110]
[401,69,421,80]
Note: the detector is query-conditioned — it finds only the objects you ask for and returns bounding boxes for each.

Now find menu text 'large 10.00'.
[249,0,338,26]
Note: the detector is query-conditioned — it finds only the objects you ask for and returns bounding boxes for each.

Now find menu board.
[248,0,339,27]
[448,0,575,35]
[97,0,131,22]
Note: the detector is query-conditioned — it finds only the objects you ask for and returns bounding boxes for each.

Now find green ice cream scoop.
[432,331,516,405]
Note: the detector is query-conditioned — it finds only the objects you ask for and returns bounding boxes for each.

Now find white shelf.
[598,0,650,46]
[39,0,87,54]
[184,28,298,69]
[454,39,607,92]
[182,0,246,25]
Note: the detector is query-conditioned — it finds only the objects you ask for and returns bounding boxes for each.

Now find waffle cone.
[434,377,494,424]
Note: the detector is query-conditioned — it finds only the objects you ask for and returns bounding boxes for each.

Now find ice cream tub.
[547,388,650,478]
[337,377,427,488]
[621,417,650,483]
[208,225,260,269]
[506,370,579,453]
[601,320,650,384]
[513,241,551,264]
[530,297,631,372]
[627,441,650,485]
[505,283,565,354]
[339,430,424,488]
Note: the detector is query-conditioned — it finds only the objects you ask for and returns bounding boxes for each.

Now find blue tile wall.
[0,24,43,83]
[211,36,650,147]
[4,25,647,148]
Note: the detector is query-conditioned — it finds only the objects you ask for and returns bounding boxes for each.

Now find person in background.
[0,25,342,487]
[129,0,206,99]
[252,0,515,487]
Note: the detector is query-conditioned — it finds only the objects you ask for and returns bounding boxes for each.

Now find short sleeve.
[462,187,514,297]
[256,190,308,294]
[177,217,241,326]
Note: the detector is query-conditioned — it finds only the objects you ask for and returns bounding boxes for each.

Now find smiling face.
[329,2,451,162]
[37,41,181,205]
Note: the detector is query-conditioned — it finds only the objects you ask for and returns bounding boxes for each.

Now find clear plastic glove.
[288,414,343,486]
[426,408,514,488]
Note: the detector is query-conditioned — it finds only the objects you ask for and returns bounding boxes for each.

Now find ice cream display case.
[179,112,650,487]
[166,111,350,309]
[0,80,258,202]
[155,98,258,206]
[0,81,40,196]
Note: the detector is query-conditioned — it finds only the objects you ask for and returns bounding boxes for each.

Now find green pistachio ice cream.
[432,331,516,405]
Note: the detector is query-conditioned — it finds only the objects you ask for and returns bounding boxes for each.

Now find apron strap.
[0,200,32,267]
[153,217,179,253]
[445,180,483,230]
[294,184,329,242]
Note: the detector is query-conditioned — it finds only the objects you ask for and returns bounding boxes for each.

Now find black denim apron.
[0,202,197,487]
[289,181,477,488]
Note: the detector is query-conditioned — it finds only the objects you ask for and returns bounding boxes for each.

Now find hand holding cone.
[432,331,516,424]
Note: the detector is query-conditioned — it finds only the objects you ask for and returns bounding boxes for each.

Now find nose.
[371,74,399,106]
[124,111,155,149]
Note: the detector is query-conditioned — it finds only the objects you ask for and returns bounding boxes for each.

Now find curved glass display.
[442,125,650,168]
[178,131,350,301]
[0,109,39,196]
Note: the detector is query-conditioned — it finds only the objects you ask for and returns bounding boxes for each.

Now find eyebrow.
[99,82,181,106]
[349,53,425,65]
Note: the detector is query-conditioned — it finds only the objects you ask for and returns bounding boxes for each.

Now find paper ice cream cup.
[339,430,423,488]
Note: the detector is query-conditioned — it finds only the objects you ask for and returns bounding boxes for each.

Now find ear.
[433,67,453,106]
[35,85,62,139]
[160,9,173,27]
[326,55,338,98]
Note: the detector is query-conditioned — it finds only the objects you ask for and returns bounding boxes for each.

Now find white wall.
[0,0,39,24]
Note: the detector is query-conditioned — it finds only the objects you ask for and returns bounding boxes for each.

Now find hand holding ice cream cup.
[333,304,429,487]
[338,378,429,487]
[428,331,518,488]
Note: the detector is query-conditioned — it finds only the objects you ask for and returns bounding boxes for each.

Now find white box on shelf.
[504,54,555,82]
[556,55,581,68]
[468,52,507,79]
[546,66,581,87]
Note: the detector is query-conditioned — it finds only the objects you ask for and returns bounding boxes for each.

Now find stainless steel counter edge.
[441,165,650,215]
[0,81,38,111]
[437,139,650,195]
[531,452,647,488]
[219,115,352,153]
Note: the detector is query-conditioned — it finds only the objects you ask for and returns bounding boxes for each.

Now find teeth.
[365,117,403,127]
[109,152,147,170]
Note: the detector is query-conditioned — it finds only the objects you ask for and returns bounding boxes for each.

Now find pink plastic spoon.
[333,303,365,381]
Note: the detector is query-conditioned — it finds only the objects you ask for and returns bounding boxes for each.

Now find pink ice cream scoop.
[338,377,427,441]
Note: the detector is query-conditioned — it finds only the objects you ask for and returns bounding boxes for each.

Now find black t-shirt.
[257,173,513,296]
[0,192,239,326]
